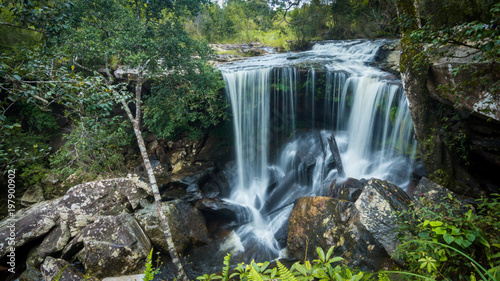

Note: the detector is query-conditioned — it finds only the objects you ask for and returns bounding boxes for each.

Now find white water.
[219,39,417,261]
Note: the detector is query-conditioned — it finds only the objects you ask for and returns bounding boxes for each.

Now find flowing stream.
[216,39,417,262]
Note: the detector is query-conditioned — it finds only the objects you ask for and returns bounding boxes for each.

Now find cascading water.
[218,39,417,263]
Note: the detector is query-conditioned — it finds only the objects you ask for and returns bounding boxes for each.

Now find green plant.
[143,249,161,281]
[198,247,368,281]
[53,265,69,281]
[49,115,133,186]
[395,193,500,280]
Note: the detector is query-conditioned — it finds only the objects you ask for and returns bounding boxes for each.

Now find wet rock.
[20,185,45,206]
[183,183,203,203]
[263,170,299,214]
[287,178,409,271]
[135,200,211,254]
[41,256,86,281]
[62,212,151,279]
[326,132,345,177]
[195,199,251,223]
[412,177,472,215]
[172,166,216,188]
[328,177,366,201]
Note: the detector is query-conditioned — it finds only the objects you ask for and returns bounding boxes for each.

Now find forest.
[1,0,499,280]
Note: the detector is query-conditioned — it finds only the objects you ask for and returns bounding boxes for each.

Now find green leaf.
[465,233,476,242]
[443,233,455,244]
[433,227,447,235]
[325,246,334,262]
[317,247,325,262]
[429,221,443,227]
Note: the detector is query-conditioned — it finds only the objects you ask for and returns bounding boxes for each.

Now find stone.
[328,177,366,201]
[57,178,149,237]
[37,222,71,259]
[288,196,392,271]
[411,177,472,215]
[195,198,251,223]
[287,178,409,271]
[134,200,211,254]
[62,212,151,279]
[102,274,145,281]
[19,246,44,281]
[0,198,60,259]
[20,185,45,206]
[0,178,151,261]
[41,256,86,281]
[183,183,203,203]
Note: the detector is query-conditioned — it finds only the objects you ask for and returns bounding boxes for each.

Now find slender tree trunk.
[118,85,189,281]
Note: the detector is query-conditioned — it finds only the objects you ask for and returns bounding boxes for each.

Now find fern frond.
[222,254,231,281]
[277,260,297,281]
[249,265,264,281]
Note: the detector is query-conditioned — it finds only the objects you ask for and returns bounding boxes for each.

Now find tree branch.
[0,22,46,34]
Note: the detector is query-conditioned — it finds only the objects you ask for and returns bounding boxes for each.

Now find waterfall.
[219,39,417,261]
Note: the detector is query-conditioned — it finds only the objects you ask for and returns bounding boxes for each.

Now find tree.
[1,0,225,279]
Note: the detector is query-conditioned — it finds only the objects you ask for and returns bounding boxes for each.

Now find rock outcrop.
[0,177,215,280]
[134,200,211,254]
[62,212,151,278]
[287,178,410,272]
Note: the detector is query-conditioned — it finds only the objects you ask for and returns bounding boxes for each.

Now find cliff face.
[399,40,500,196]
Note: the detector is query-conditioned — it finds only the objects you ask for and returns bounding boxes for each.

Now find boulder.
[195,198,251,223]
[41,256,87,281]
[287,178,409,271]
[20,185,45,206]
[37,222,71,259]
[412,177,472,215]
[0,198,60,258]
[328,177,366,201]
[134,200,211,254]
[62,212,151,279]
[57,178,150,237]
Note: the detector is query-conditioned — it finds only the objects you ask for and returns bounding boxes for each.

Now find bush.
[395,193,500,280]
[50,115,134,186]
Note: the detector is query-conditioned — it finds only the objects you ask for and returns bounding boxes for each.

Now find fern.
[249,266,264,281]
[277,260,297,281]
[143,248,159,281]
[53,265,69,281]
[222,254,231,281]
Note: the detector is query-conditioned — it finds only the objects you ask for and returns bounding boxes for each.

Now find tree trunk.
[119,83,189,281]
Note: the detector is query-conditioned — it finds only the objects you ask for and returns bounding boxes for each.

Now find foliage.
[49,115,133,186]
[1,0,226,190]
[143,56,226,141]
[189,0,399,49]
[399,1,499,113]
[395,193,500,279]
[143,249,161,281]
[197,247,368,281]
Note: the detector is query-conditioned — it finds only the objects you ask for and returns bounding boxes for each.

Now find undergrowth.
[196,193,500,281]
